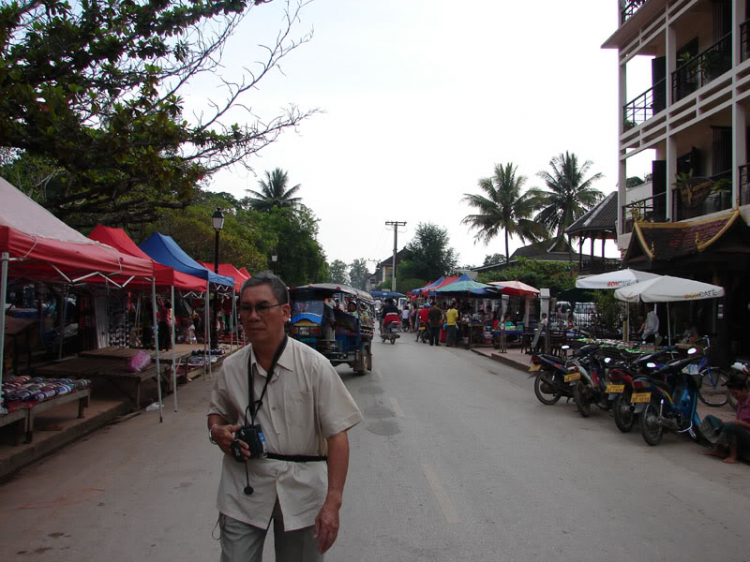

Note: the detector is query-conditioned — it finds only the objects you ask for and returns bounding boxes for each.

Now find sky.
[187,0,654,271]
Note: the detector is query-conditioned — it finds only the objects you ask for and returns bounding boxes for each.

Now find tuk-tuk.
[289,283,375,375]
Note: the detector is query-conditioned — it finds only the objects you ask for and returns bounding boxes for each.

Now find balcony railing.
[742,19,750,62]
[672,171,733,221]
[578,257,621,275]
[621,0,648,24]
[624,78,666,127]
[672,33,732,102]
[740,165,750,206]
[621,193,667,233]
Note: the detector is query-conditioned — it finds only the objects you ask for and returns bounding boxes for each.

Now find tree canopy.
[477,258,574,295]
[400,223,458,282]
[244,168,302,212]
[348,258,370,290]
[530,152,604,237]
[328,259,349,285]
[0,0,314,227]
[462,163,547,264]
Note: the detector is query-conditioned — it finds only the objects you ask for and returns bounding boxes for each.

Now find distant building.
[373,248,408,285]
[471,238,580,275]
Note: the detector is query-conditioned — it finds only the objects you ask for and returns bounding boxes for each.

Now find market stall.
[0,178,163,424]
[434,275,500,348]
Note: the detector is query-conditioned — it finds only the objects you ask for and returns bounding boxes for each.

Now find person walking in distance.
[207,272,363,561]
[428,301,444,347]
[445,301,459,347]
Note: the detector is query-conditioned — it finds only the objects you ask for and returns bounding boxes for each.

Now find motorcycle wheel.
[573,381,592,418]
[534,371,561,405]
[697,368,730,407]
[613,390,635,433]
[366,345,373,371]
[639,402,663,446]
[390,337,395,344]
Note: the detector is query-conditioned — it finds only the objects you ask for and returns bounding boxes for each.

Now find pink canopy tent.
[198,262,249,293]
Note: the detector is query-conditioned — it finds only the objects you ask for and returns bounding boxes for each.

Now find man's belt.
[266,453,327,462]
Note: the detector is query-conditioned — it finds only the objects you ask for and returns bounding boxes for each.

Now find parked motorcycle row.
[529,337,747,447]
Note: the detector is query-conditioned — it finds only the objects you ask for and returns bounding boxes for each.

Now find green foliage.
[142,195,327,286]
[400,223,458,281]
[592,290,635,331]
[462,163,548,264]
[483,253,506,266]
[477,258,575,295]
[395,278,428,295]
[626,176,645,188]
[0,0,314,226]
[243,168,302,212]
[348,258,370,290]
[328,260,350,285]
[529,152,604,238]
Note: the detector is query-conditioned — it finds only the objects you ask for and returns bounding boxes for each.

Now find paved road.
[0,336,748,561]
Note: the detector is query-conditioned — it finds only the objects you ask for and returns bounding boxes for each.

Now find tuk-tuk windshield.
[291,300,325,324]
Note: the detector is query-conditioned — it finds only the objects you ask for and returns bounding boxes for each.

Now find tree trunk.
[505,229,510,265]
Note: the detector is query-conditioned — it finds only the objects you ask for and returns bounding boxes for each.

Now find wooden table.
[25,389,90,443]
[35,357,163,407]
[0,408,28,445]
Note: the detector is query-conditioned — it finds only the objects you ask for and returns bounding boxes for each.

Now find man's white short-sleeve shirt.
[208,337,362,530]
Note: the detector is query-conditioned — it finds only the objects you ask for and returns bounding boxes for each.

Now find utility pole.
[385,221,406,292]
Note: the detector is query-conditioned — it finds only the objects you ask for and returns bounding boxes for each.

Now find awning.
[0,177,153,284]
[89,225,205,292]
[139,233,234,287]
[198,262,250,292]
[489,280,540,297]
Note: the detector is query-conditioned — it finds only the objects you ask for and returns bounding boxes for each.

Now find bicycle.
[694,337,731,407]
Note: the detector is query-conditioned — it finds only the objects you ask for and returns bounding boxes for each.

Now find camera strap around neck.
[247,335,288,425]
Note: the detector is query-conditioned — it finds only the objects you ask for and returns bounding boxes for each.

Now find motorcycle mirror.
[646,362,656,369]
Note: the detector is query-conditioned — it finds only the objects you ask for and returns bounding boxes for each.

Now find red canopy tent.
[89,225,205,292]
[198,262,249,293]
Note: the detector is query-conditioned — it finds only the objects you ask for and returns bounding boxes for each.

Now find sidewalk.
[0,343,240,481]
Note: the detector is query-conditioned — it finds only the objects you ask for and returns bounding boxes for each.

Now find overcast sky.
[191,0,653,271]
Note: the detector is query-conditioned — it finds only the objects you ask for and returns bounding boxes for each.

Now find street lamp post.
[271,253,278,274]
[211,208,225,348]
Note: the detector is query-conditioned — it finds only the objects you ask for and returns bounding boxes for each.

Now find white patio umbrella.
[575,268,661,289]
[575,268,662,342]
[614,275,725,345]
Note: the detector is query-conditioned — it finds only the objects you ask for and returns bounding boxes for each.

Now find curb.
[471,348,530,373]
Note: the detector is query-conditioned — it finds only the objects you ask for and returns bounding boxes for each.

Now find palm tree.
[462,163,549,264]
[530,152,604,238]
[245,168,301,212]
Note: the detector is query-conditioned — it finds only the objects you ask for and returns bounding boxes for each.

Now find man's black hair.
[240,271,289,304]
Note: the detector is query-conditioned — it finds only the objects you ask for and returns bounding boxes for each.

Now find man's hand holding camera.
[210,421,244,457]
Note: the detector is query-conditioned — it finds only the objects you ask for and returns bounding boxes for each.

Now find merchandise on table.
[1,376,92,407]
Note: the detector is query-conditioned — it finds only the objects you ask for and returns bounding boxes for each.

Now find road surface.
[0,336,748,561]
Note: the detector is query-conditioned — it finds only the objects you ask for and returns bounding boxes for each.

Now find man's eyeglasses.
[239,302,285,316]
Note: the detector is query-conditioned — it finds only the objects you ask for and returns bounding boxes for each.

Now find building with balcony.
[603,0,750,360]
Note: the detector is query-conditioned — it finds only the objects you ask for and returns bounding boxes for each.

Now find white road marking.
[389,397,405,417]
[421,463,461,524]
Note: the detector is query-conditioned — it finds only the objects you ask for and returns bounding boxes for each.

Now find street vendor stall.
[434,275,499,348]
[0,178,163,423]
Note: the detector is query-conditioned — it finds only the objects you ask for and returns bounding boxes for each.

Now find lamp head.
[212,208,225,231]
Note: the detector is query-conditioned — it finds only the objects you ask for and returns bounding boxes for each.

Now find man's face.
[239,284,290,348]
[730,388,748,403]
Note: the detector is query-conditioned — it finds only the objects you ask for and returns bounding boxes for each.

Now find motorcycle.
[634,349,703,446]
[609,349,677,433]
[381,320,400,344]
[529,344,598,406]
[416,321,429,344]
[571,350,613,418]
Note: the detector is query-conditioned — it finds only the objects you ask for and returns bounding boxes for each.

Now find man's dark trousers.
[429,326,440,346]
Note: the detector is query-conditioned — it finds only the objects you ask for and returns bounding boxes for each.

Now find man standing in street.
[428,301,444,347]
[207,272,362,561]
[445,301,459,347]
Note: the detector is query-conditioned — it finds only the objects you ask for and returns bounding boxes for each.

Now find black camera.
[230,424,267,462]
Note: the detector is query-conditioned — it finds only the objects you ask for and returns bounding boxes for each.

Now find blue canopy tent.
[140,233,235,378]
[414,277,444,296]
[434,274,499,297]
